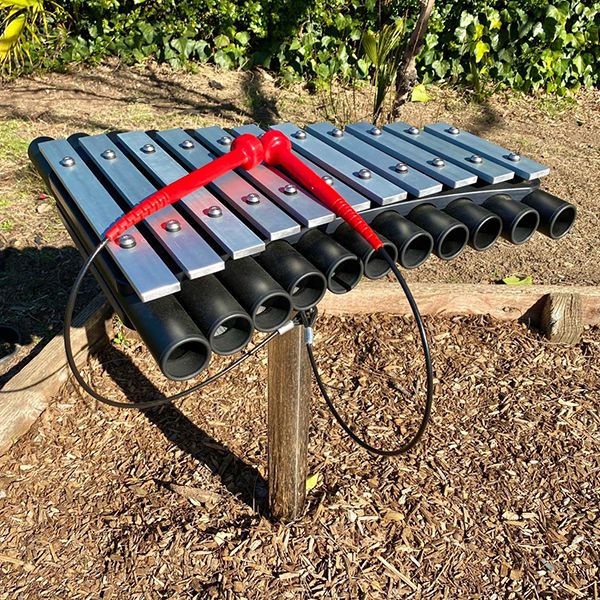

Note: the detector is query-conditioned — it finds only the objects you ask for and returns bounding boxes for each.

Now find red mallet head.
[230,133,265,170]
[259,129,292,166]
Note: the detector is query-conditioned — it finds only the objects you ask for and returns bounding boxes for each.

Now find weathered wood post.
[267,324,311,520]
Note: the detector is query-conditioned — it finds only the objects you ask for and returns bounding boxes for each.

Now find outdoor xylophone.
[29,121,576,400]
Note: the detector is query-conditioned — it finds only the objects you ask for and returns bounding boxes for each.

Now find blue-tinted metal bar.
[39,139,180,302]
[306,121,442,197]
[79,134,224,279]
[424,122,550,180]
[119,130,264,259]
[346,122,478,188]
[271,122,407,205]
[383,122,515,184]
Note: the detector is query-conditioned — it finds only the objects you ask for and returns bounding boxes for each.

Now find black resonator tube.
[332,222,398,280]
[60,202,212,381]
[408,204,469,260]
[371,211,434,269]
[216,257,293,332]
[177,275,254,355]
[29,137,212,381]
[444,198,503,251]
[521,189,576,239]
[482,194,540,245]
[255,240,327,310]
[294,229,363,294]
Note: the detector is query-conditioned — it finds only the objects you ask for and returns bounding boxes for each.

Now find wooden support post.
[540,292,584,344]
[267,324,311,521]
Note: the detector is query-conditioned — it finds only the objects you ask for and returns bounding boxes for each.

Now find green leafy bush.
[16,0,600,93]
[420,1,599,94]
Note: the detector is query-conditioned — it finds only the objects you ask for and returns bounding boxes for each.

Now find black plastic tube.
[371,211,434,269]
[177,275,254,355]
[482,194,540,245]
[216,257,293,332]
[521,189,576,239]
[294,229,363,294]
[332,222,398,280]
[255,240,327,310]
[444,198,503,251]
[407,204,469,260]
[60,204,212,380]
[30,138,212,381]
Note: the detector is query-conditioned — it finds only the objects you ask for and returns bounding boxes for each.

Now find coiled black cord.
[64,243,432,454]
[64,239,277,410]
[299,248,433,456]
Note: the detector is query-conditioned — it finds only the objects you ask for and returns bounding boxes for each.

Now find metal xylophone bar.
[30,121,576,381]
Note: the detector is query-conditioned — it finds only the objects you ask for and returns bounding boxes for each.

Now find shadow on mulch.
[97,343,268,513]
[0,245,97,386]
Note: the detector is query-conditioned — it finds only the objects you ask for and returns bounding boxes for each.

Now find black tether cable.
[64,243,433,453]
[299,248,434,456]
[63,239,277,410]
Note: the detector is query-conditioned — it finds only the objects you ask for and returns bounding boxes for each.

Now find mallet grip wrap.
[104,134,264,242]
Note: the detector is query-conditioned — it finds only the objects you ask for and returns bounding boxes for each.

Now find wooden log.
[267,324,311,521]
[319,282,600,325]
[540,292,584,344]
[0,298,112,456]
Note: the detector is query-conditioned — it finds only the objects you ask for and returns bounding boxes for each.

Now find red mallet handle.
[104,134,264,242]
[260,130,384,251]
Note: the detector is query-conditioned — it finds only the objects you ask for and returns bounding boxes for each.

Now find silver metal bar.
[383,122,515,184]
[346,122,478,188]
[232,123,371,212]
[270,123,407,205]
[39,139,180,302]
[78,134,224,279]
[195,125,334,227]
[157,128,300,240]
[306,121,443,197]
[118,130,264,259]
[424,122,550,180]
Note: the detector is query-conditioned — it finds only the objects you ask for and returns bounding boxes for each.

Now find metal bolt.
[141,144,155,154]
[507,152,521,162]
[218,136,232,146]
[322,175,334,185]
[294,130,307,140]
[447,126,460,135]
[407,126,420,135]
[369,127,382,136]
[180,139,195,149]
[283,184,298,195]
[164,219,181,232]
[395,162,409,173]
[118,234,136,249]
[331,127,344,138]
[470,154,483,164]
[207,206,223,218]
[358,168,372,180]
[245,193,260,205]
[101,149,116,160]
[60,156,75,167]
[432,157,445,168]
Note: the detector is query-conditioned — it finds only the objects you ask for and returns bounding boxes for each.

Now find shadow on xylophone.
[29,121,576,383]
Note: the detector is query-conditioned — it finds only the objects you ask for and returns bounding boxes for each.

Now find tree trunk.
[392,0,435,118]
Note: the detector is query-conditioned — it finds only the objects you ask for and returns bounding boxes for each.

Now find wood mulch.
[0,314,598,599]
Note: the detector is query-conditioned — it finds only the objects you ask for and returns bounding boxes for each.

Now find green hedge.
[52,0,599,93]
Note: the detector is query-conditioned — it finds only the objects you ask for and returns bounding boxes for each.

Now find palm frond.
[361,18,406,123]
[0,0,60,77]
